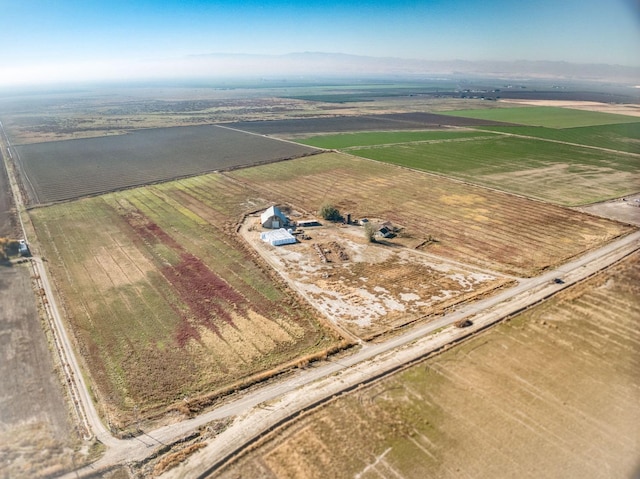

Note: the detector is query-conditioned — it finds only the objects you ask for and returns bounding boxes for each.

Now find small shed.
[377,222,395,238]
[261,206,288,229]
[260,228,296,246]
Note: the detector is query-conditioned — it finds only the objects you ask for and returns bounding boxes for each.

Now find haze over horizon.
[0,0,639,87]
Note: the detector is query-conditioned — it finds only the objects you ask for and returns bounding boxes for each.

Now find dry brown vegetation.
[29,177,341,430]
[216,252,640,479]
[230,152,633,277]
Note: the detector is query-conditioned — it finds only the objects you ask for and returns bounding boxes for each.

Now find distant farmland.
[347,135,640,205]
[295,107,640,206]
[229,112,517,136]
[296,130,495,149]
[13,125,318,205]
[442,106,640,128]
[480,122,640,154]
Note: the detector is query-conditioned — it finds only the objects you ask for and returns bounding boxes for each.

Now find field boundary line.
[470,127,640,158]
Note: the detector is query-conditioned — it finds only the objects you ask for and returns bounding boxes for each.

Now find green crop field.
[479,122,640,153]
[443,106,640,128]
[30,175,341,430]
[348,136,639,205]
[296,130,494,149]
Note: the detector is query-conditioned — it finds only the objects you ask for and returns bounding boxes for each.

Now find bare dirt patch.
[241,218,511,339]
[575,193,640,226]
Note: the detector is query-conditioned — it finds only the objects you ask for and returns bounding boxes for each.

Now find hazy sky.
[0,0,638,85]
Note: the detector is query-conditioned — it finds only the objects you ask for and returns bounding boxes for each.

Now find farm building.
[377,222,395,238]
[261,206,288,229]
[260,228,296,246]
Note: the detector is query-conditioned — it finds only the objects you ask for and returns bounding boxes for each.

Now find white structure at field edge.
[261,206,288,229]
[260,228,296,246]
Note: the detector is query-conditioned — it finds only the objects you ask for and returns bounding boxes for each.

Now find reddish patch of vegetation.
[163,252,247,346]
[124,210,247,346]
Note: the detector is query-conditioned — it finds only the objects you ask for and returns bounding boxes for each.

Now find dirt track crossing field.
[230,111,518,136]
[216,252,640,479]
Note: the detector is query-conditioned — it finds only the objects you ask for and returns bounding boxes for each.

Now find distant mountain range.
[182,52,640,84]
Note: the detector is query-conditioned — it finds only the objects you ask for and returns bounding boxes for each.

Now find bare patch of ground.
[501,99,640,117]
[0,264,82,478]
[575,193,640,226]
[241,218,511,339]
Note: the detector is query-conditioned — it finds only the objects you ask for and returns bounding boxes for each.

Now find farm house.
[261,206,288,229]
[260,228,296,246]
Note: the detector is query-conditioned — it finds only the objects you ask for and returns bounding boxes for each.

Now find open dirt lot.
[241,218,511,339]
[576,193,640,226]
[0,264,81,478]
[216,252,640,479]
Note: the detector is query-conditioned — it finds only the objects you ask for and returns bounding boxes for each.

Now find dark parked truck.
[18,239,31,257]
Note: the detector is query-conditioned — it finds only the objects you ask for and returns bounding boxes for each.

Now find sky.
[0,0,638,86]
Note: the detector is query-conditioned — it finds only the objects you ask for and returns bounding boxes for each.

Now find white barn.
[261,206,288,229]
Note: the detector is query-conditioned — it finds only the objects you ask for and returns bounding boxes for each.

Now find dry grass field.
[29,176,341,430]
[216,252,640,479]
[229,152,633,277]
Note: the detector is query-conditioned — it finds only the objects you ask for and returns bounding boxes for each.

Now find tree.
[363,222,377,243]
[319,203,342,222]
